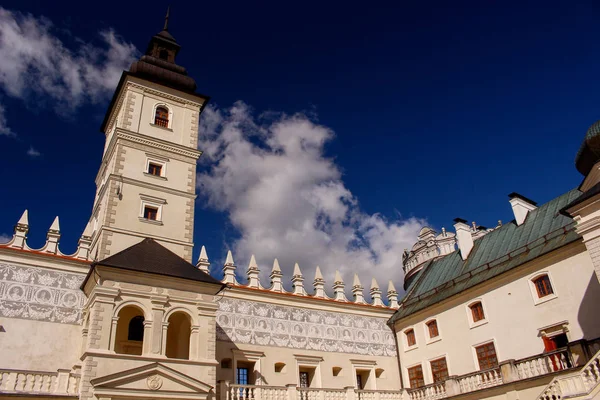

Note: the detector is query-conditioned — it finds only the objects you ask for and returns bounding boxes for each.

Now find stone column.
[444,376,461,396]
[190,324,200,360]
[108,317,119,351]
[149,296,168,355]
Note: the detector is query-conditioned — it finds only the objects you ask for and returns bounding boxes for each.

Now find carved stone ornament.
[147,375,163,390]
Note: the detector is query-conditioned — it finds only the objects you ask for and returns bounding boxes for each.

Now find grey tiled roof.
[390,189,582,324]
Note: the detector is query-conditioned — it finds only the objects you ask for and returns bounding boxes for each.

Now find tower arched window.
[114,305,145,355]
[159,49,169,61]
[154,106,169,128]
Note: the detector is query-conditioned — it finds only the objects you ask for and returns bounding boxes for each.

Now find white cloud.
[0,233,11,244]
[0,104,14,136]
[197,102,425,299]
[27,146,40,157]
[0,7,137,112]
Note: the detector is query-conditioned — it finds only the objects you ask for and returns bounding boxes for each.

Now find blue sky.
[0,1,598,292]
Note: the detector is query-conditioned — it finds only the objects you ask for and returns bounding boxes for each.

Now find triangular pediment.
[91,362,212,399]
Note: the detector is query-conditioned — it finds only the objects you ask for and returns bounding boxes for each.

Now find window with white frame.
[404,328,417,349]
[153,104,172,129]
[425,319,441,342]
[467,299,488,328]
[139,195,166,224]
[145,154,169,179]
[529,272,557,305]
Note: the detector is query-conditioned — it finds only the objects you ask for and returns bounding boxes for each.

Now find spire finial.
[163,6,170,31]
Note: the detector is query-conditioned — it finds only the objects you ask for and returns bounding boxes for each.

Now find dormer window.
[154,106,169,128]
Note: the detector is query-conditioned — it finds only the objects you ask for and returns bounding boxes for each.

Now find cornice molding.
[115,129,201,159]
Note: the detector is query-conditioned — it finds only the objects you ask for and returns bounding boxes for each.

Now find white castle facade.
[2,18,600,400]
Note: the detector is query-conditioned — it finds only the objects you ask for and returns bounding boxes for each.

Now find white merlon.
[270,258,283,292]
[73,222,93,260]
[509,192,537,226]
[247,254,260,288]
[196,245,210,273]
[43,216,61,254]
[352,273,366,304]
[313,266,326,298]
[387,280,399,309]
[454,218,474,260]
[370,278,383,307]
[333,270,348,302]
[291,263,306,295]
[222,250,237,285]
[9,209,29,249]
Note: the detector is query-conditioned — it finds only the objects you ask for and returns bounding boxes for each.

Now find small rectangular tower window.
[148,162,163,176]
[143,206,158,220]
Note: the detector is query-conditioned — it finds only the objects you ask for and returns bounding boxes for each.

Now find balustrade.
[0,369,79,395]
[457,367,502,393]
[515,348,571,380]
[538,348,600,400]
[406,382,446,400]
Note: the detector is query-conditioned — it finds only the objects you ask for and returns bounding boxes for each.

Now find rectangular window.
[406,329,416,347]
[430,357,449,383]
[148,162,163,176]
[476,342,498,370]
[534,275,554,298]
[143,206,158,220]
[408,365,424,388]
[237,368,249,385]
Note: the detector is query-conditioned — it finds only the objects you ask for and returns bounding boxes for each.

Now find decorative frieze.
[215,297,396,356]
[0,263,85,324]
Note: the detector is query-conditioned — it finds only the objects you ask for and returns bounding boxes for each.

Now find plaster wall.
[394,241,600,388]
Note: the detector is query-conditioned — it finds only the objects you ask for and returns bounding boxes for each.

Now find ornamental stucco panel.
[0,263,85,324]
[216,297,396,356]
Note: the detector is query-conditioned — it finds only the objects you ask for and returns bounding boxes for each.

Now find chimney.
[508,192,537,226]
[454,218,474,260]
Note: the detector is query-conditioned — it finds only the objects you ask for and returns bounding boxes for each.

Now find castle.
[1,16,600,400]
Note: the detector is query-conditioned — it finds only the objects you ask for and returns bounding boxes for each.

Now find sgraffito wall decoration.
[0,263,86,324]
[216,297,396,356]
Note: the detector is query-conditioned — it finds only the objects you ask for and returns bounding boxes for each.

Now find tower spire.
[163,6,170,31]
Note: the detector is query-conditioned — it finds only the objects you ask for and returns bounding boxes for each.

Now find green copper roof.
[390,189,582,325]
[575,120,600,176]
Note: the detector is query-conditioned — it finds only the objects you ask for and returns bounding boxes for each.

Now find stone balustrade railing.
[515,348,572,379]
[537,348,600,400]
[223,383,405,400]
[406,382,446,400]
[457,367,503,393]
[0,369,80,395]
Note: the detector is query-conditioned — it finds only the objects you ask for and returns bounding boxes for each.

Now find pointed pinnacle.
[388,280,397,292]
[314,266,324,280]
[225,250,234,265]
[248,254,258,270]
[199,245,208,262]
[353,273,362,287]
[82,221,93,237]
[17,210,29,225]
[334,270,343,283]
[272,258,281,272]
[49,216,60,232]
[163,6,170,31]
[293,262,302,276]
[371,278,380,290]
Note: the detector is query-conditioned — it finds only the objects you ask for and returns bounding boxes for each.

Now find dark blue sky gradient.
[0,1,598,263]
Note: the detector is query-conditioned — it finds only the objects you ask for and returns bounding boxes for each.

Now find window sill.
[469,320,488,330]
[139,217,163,226]
[534,294,558,306]
[404,345,419,353]
[426,336,442,345]
[150,123,173,132]
[144,172,168,181]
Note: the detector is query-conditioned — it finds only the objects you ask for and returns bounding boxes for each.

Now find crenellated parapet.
[196,246,401,309]
[1,210,93,261]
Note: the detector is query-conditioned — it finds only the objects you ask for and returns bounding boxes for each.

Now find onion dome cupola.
[575,120,600,176]
[128,7,197,93]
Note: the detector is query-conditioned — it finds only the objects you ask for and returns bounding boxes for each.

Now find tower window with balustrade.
[154,106,169,128]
